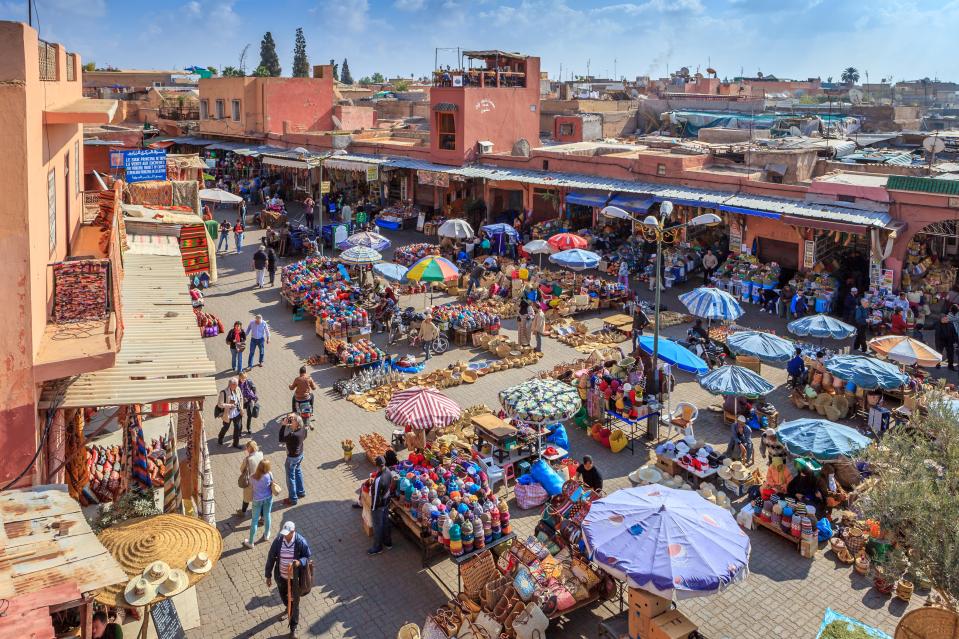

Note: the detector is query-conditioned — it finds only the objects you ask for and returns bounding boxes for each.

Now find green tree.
[252,65,271,77]
[207,66,218,76]
[393,79,411,91]
[841,67,860,85]
[859,387,959,605]
[358,76,372,85]
[329,59,339,81]
[222,66,245,77]
[341,58,353,85]
[82,61,96,72]
[370,72,385,84]
[292,27,309,78]
[259,32,281,77]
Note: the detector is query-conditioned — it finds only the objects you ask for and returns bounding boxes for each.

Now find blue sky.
[3,0,957,82]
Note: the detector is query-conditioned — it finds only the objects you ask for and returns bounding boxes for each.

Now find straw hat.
[124,577,157,607]
[629,466,662,485]
[96,514,222,607]
[714,492,729,507]
[730,462,750,481]
[158,569,189,598]
[188,552,213,574]
[143,561,170,585]
[718,465,733,480]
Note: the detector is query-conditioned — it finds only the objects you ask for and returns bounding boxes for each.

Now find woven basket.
[461,550,499,599]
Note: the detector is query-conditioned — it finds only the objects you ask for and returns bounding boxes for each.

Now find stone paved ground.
[189,212,922,639]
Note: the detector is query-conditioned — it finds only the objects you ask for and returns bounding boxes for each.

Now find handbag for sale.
[513,566,537,602]
[473,611,502,638]
[512,602,549,639]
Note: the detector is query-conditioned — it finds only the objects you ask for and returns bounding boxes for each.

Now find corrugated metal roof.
[39,251,217,408]
[0,484,128,600]
[887,175,959,195]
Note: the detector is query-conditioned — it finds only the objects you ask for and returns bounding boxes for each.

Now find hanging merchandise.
[52,259,110,323]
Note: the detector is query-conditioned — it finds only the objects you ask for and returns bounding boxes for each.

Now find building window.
[437,112,456,151]
[558,123,574,136]
[200,99,209,119]
[657,163,667,176]
[215,99,225,119]
[48,169,56,252]
[232,99,241,121]
[543,160,549,170]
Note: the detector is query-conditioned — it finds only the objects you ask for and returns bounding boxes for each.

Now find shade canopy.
[726,331,795,364]
[823,354,908,390]
[777,418,872,459]
[583,485,750,599]
[699,365,775,397]
[339,246,382,265]
[386,386,461,430]
[499,378,582,423]
[198,188,243,204]
[637,336,708,375]
[547,232,588,251]
[373,262,409,282]
[679,287,744,321]
[406,255,459,282]
[339,231,391,252]
[868,335,942,367]
[481,223,519,239]
[437,218,475,240]
[523,239,555,255]
[787,314,855,339]
[549,249,600,271]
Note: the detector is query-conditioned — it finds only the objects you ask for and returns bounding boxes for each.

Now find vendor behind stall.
[786,463,821,509]
[726,416,754,464]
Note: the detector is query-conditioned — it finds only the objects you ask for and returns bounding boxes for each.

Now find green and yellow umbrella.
[406,255,459,283]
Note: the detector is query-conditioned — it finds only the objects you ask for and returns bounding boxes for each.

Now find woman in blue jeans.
[244,459,274,548]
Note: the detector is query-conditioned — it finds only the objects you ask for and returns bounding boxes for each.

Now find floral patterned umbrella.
[499,378,582,423]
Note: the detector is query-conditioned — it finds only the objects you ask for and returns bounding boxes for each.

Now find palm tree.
[841,67,860,85]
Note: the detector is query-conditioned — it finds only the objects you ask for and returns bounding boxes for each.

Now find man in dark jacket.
[853,299,870,353]
[253,243,268,288]
[265,521,312,639]
[935,314,958,370]
[367,456,394,555]
[266,246,278,286]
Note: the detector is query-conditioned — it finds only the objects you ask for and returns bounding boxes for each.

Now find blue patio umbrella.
[699,365,775,397]
[338,231,391,252]
[777,418,872,459]
[373,262,408,283]
[549,249,601,271]
[823,354,908,390]
[726,331,795,364]
[787,314,855,340]
[637,336,708,375]
[481,223,519,239]
[679,287,744,321]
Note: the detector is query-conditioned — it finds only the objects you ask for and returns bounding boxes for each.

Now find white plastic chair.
[479,456,506,490]
[669,401,698,440]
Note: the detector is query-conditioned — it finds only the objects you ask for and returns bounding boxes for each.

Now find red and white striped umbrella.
[386,386,461,430]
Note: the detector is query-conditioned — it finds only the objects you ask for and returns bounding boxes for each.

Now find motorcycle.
[293,396,314,430]
[680,331,726,370]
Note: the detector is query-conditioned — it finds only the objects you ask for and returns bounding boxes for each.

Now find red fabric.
[891,313,906,335]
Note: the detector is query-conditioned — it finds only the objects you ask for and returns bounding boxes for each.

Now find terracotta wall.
[334,105,375,131]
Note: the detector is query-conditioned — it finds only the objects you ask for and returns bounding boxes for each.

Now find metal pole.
[653,230,663,399]
[318,160,325,256]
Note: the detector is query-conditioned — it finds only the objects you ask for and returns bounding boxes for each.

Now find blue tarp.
[565,191,610,208]
[609,195,656,213]
[717,204,781,220]
[815,608,891,639]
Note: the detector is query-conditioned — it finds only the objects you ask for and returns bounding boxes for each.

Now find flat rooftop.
[815,172,891,188]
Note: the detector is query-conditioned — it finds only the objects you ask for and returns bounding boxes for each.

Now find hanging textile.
[64,411,89,501]
[52,259,110,323]
[171,180,199,212]
[127,406,151,492]
[126,181,173,207]
[163,421,182,514]
[179,225,211,276]
[199,427,215,525]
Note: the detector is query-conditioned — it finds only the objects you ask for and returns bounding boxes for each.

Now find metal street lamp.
[602,202,720,412]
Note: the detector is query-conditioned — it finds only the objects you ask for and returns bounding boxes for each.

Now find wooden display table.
[752,515,817,557]
[389,498,443,566]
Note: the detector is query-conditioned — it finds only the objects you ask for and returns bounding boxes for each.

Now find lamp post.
[601,202,721,405]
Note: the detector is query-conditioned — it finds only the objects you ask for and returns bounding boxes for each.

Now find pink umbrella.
[548,232,587,251]
[386,386,461,430]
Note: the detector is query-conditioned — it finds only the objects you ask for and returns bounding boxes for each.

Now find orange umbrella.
[867,335,942,367]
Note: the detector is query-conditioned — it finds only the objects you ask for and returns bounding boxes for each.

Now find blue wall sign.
[123,149,168,183]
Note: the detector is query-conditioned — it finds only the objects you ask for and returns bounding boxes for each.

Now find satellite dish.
[848,88,864,104]
[924,136,946,154]
[788,126,802,137]
[706,67,717,76]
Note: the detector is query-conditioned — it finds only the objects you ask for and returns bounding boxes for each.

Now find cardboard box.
[628,588,671,639]
[648,610,697,639]
[655,456,678,476]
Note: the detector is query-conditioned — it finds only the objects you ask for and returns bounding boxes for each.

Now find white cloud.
[321,0,370,33]
[185,1,202,15]
[394,0,425,10]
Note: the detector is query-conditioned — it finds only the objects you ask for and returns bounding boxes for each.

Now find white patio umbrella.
[437,219,474,240]
[198,188,244,204]
[523,239,555,267]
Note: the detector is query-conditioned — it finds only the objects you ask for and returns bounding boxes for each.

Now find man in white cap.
[265,521,312,639]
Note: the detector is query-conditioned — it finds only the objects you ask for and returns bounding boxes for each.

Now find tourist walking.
[253,243,268,288]
[234,219,245,252]
[244,459,275,549]
[279,413,308,505]
[532,306,546,352]
[702,249,719,284]
[265,521,312,638]
[267,245,278,286]
[238,372,259,434]
[225,321,246,374]
[235,441,263,518]
[303,195,315,229]
[418,313,439,361]
[935,314,957,370]
[246,314,271,369]
[216,377,245,449]
[367,455,394,555]
[217,219,232,253]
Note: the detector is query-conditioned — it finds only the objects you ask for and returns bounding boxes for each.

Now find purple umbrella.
[582,485,750,599]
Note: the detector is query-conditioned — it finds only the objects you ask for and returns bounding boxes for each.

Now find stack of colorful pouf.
[280,256,369,332]
[395,455,512,558]
[429,302,501,332]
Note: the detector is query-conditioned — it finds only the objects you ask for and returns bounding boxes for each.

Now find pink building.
[0,21,121,487]
[198,65,335,140]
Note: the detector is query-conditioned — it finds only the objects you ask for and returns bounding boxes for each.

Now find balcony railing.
[39,40,57,81]
[432,69,526,88]
[66,53,76,82]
